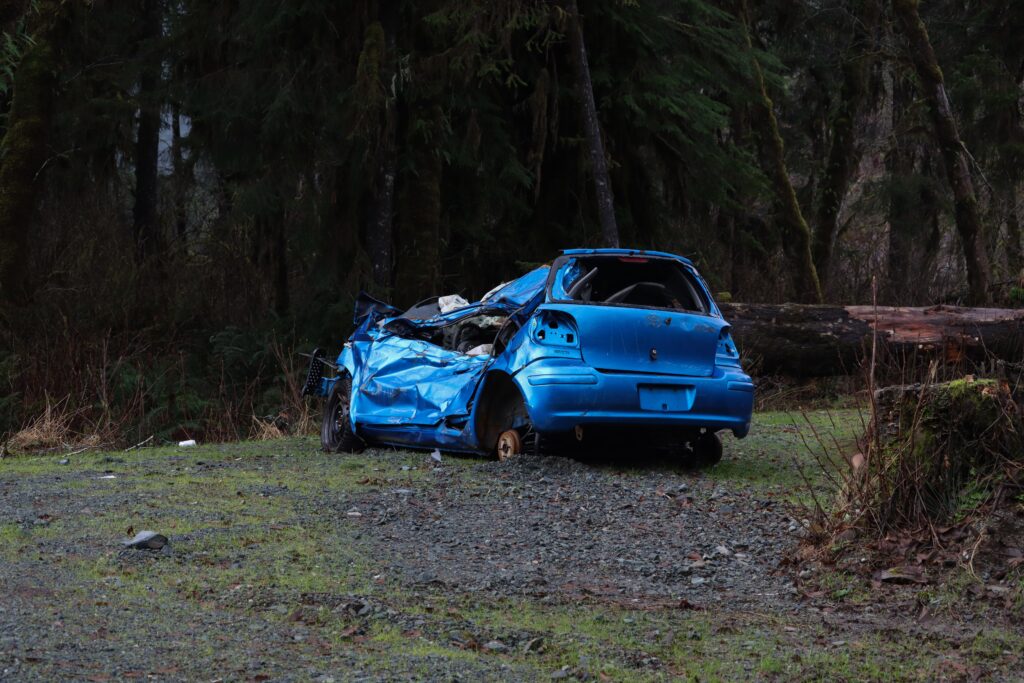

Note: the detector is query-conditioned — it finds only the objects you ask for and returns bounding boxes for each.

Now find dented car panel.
[307,249,754,455]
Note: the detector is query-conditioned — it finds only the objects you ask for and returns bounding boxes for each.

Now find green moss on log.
[874,379,1023,528]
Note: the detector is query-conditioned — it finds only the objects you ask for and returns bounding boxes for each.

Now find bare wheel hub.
[496,429,522,461]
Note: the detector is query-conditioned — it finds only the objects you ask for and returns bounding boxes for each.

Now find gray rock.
[484,640,508,653]
[122,530,168,550]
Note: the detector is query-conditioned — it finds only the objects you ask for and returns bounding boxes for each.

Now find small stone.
[484,640,508,653]
[550,667,571,679]
[714,545,732,557]
[690,577,706,586]
[58,459,69,465]
[123,530,168,550]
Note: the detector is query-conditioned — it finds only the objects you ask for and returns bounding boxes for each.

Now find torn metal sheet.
[304,249,754,457]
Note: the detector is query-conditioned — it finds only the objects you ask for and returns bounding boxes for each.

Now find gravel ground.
[365,454,801,609]
[2,410,1022,681]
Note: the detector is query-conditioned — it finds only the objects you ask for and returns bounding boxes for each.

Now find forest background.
[1,0,1022,443]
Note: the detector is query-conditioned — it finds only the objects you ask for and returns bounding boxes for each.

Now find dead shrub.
[250,414,287,441]
[6,397,105,454]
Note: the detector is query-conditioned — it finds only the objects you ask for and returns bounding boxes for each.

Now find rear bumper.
[515,360,754,437]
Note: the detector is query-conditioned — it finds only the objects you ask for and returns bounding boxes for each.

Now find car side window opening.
[556,257,708,312]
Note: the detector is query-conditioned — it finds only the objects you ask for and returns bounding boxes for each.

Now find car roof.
[559,248,693,266]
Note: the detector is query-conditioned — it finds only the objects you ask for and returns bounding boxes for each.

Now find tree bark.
[1007,197,1023,278]
[366,5,399,292]
[740,0,823,304]
[170,106,189,243]
[273,213,289,316]
[0,2,58,305]
[394,106,443,307]
[132,0,162,262]
[565,0,618,248]
[812,0,880,290]
[720,302,1024,377]
[893,0,991,305]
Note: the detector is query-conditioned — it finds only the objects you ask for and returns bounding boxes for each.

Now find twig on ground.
[124,435,154,452]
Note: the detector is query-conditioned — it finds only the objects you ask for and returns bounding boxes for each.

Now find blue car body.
[308,249,753,455]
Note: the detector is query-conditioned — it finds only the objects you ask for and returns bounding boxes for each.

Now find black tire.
[321,377,364,453]
[691,430,723,468]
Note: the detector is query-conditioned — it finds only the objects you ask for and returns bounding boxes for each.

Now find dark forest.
[2,0,1022,440]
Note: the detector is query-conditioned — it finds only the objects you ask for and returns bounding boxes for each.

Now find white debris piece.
[178,439,197,447]
[438,294,470,313]
[466,344,493,356]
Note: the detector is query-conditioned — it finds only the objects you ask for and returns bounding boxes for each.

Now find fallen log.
[719,303,1024,377]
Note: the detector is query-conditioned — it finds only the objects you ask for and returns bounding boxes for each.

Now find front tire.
[321,377,363,453]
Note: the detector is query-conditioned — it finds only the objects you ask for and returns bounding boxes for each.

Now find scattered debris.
[178,439,197,448]
[123,530,168,550]
[430,449,442,463]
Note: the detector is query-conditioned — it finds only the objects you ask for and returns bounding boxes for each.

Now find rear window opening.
[551,256,710,313]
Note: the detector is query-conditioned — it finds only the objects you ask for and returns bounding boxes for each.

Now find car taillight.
[533,310,579,347]
[716,328,740,365]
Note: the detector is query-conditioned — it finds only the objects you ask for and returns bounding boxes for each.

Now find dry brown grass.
[6,397,106,454]
[249,415,287,441]
[271,339,317,436]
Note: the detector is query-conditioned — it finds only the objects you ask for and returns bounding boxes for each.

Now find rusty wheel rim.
[496,429,522,461]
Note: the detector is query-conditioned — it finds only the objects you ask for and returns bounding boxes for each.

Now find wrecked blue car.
[303,249,753,465]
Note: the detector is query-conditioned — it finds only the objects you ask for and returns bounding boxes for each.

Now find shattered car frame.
[303,249,754,464]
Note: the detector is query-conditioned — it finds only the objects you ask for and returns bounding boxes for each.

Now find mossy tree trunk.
[0,1,58,305]
[740,0,823,304]
[893,0,992,305]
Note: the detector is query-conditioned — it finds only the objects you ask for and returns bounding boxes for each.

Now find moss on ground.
[2,410,1021,680]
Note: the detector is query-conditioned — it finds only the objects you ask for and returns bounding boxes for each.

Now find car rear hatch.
[554,304,726,376]
[545,254,726,377]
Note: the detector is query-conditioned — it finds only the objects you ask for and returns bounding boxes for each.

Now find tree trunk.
[1007,197,1023,278]
[565,0,618,248]
[394,106,443,307]
[0,2,58,305]
[893,0,991,305]
[132,0,162,262]
[366,4,399,292]
[170,106,189,243]
[812,0,880,290]
[273,213,289,316]
[740,0,823,303]
[721,302,1024,377]
[886,143,942,305]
